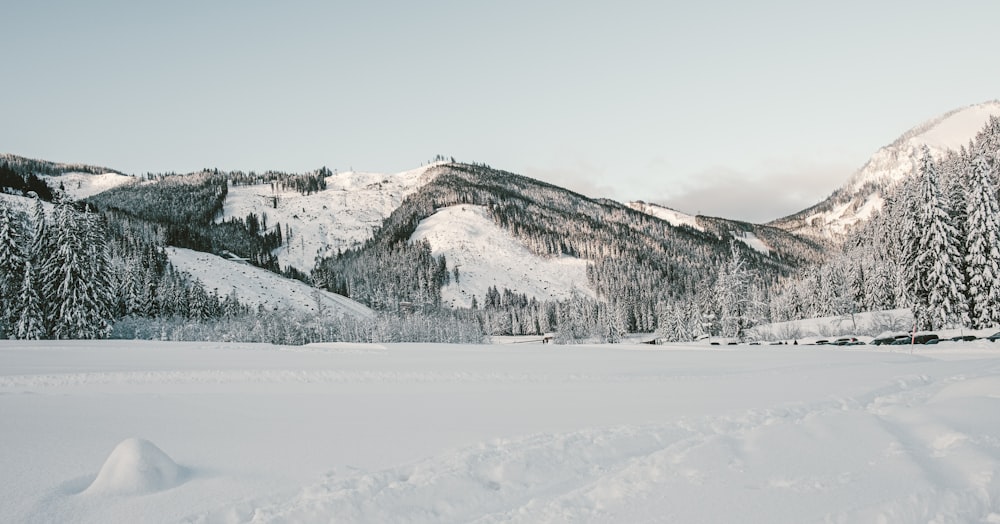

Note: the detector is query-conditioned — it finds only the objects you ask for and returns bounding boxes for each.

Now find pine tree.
[0,202,24,336]
[911,147,968,329]
[964,151,1000,328]
[43,203,113,339]
[13,261,45,340]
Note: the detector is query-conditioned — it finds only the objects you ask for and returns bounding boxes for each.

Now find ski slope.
[220,164,444,272]
[626,201,704,231]
[165,247,373,318]
[410,205,595,308]
[3,340,1000,523]
[46,171,136,200]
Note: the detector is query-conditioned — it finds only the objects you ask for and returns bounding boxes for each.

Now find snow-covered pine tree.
[715,242,752,340]
[964,151,1000,328]
[43,203,113,339]
[13,261,45,340]
[911,147,968,329]
[0,202,24,336]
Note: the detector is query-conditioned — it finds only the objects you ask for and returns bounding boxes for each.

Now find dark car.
[987,332,1000,342]
[950,335,978,342]
[913,334,939,344]
[873,334,910,345]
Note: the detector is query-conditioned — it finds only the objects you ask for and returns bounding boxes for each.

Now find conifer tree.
[13,261,45,340]
[964,152,1000,328]
[911,148,968,329]
[43,203,113,339]
[0,202,24,336]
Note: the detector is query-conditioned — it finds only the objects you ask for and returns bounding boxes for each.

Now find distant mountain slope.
[307,162,826,325]
[221,163,444,272]
[627,201,828,264]
[410,205,595,308]
[770,100,1000,239]
[166,247,373,318]
[0,153,123,177]
[48,172,136,200]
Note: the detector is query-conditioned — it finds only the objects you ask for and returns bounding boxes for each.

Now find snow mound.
[83,438,183,496]
[410,205,595,308]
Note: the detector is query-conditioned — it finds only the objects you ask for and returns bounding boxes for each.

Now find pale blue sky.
[3,1,998,221]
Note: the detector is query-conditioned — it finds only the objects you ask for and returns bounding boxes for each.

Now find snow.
[165,247,373,318]
[46,172,136,200]
[220,164,443,272]
[83,438,185,496]
[626,201,704,231]
[5,339,1000,523]
[410,205,595,308]
[732,230,771,255]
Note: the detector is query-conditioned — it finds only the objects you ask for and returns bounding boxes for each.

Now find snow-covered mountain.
[221,164,445,272]
[770,100,1000,239]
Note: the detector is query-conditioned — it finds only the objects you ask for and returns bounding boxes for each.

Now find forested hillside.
[769,116,1000,331]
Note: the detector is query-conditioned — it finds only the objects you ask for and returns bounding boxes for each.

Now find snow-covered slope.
[626,201,704,231]
[166,247,373,317]
[47,171,135,200]
[628,201,779,256]
[221,164,444,272]
[773,100,1000,239]
[410,205,595,308]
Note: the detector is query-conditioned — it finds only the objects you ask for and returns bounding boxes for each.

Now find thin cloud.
[656,163,850,223]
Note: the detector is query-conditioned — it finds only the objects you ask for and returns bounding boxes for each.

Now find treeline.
[0,199,256,340]
[0,161,55,201]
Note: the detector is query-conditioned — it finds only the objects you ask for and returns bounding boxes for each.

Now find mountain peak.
[771,100,1000,239]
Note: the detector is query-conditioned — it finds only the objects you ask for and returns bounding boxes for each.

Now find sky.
[3,1,999,222]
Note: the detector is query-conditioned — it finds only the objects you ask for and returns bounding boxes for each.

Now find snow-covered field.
[4,340,1000,523]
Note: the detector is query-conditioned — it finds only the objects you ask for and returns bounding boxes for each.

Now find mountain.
[769,100,1000,240]
[306,163,827,329]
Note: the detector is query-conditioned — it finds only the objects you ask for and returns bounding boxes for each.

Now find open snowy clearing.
[3,340,1000,523]
[165,247,373,318]
[411,205,595,308]
[219,164,442,272]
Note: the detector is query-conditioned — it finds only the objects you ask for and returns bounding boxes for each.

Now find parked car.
[987,332,1000,342]
[873,334,910,345]
[832,337,860,346]
[950,335,978,342]
[913,334,939,344]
